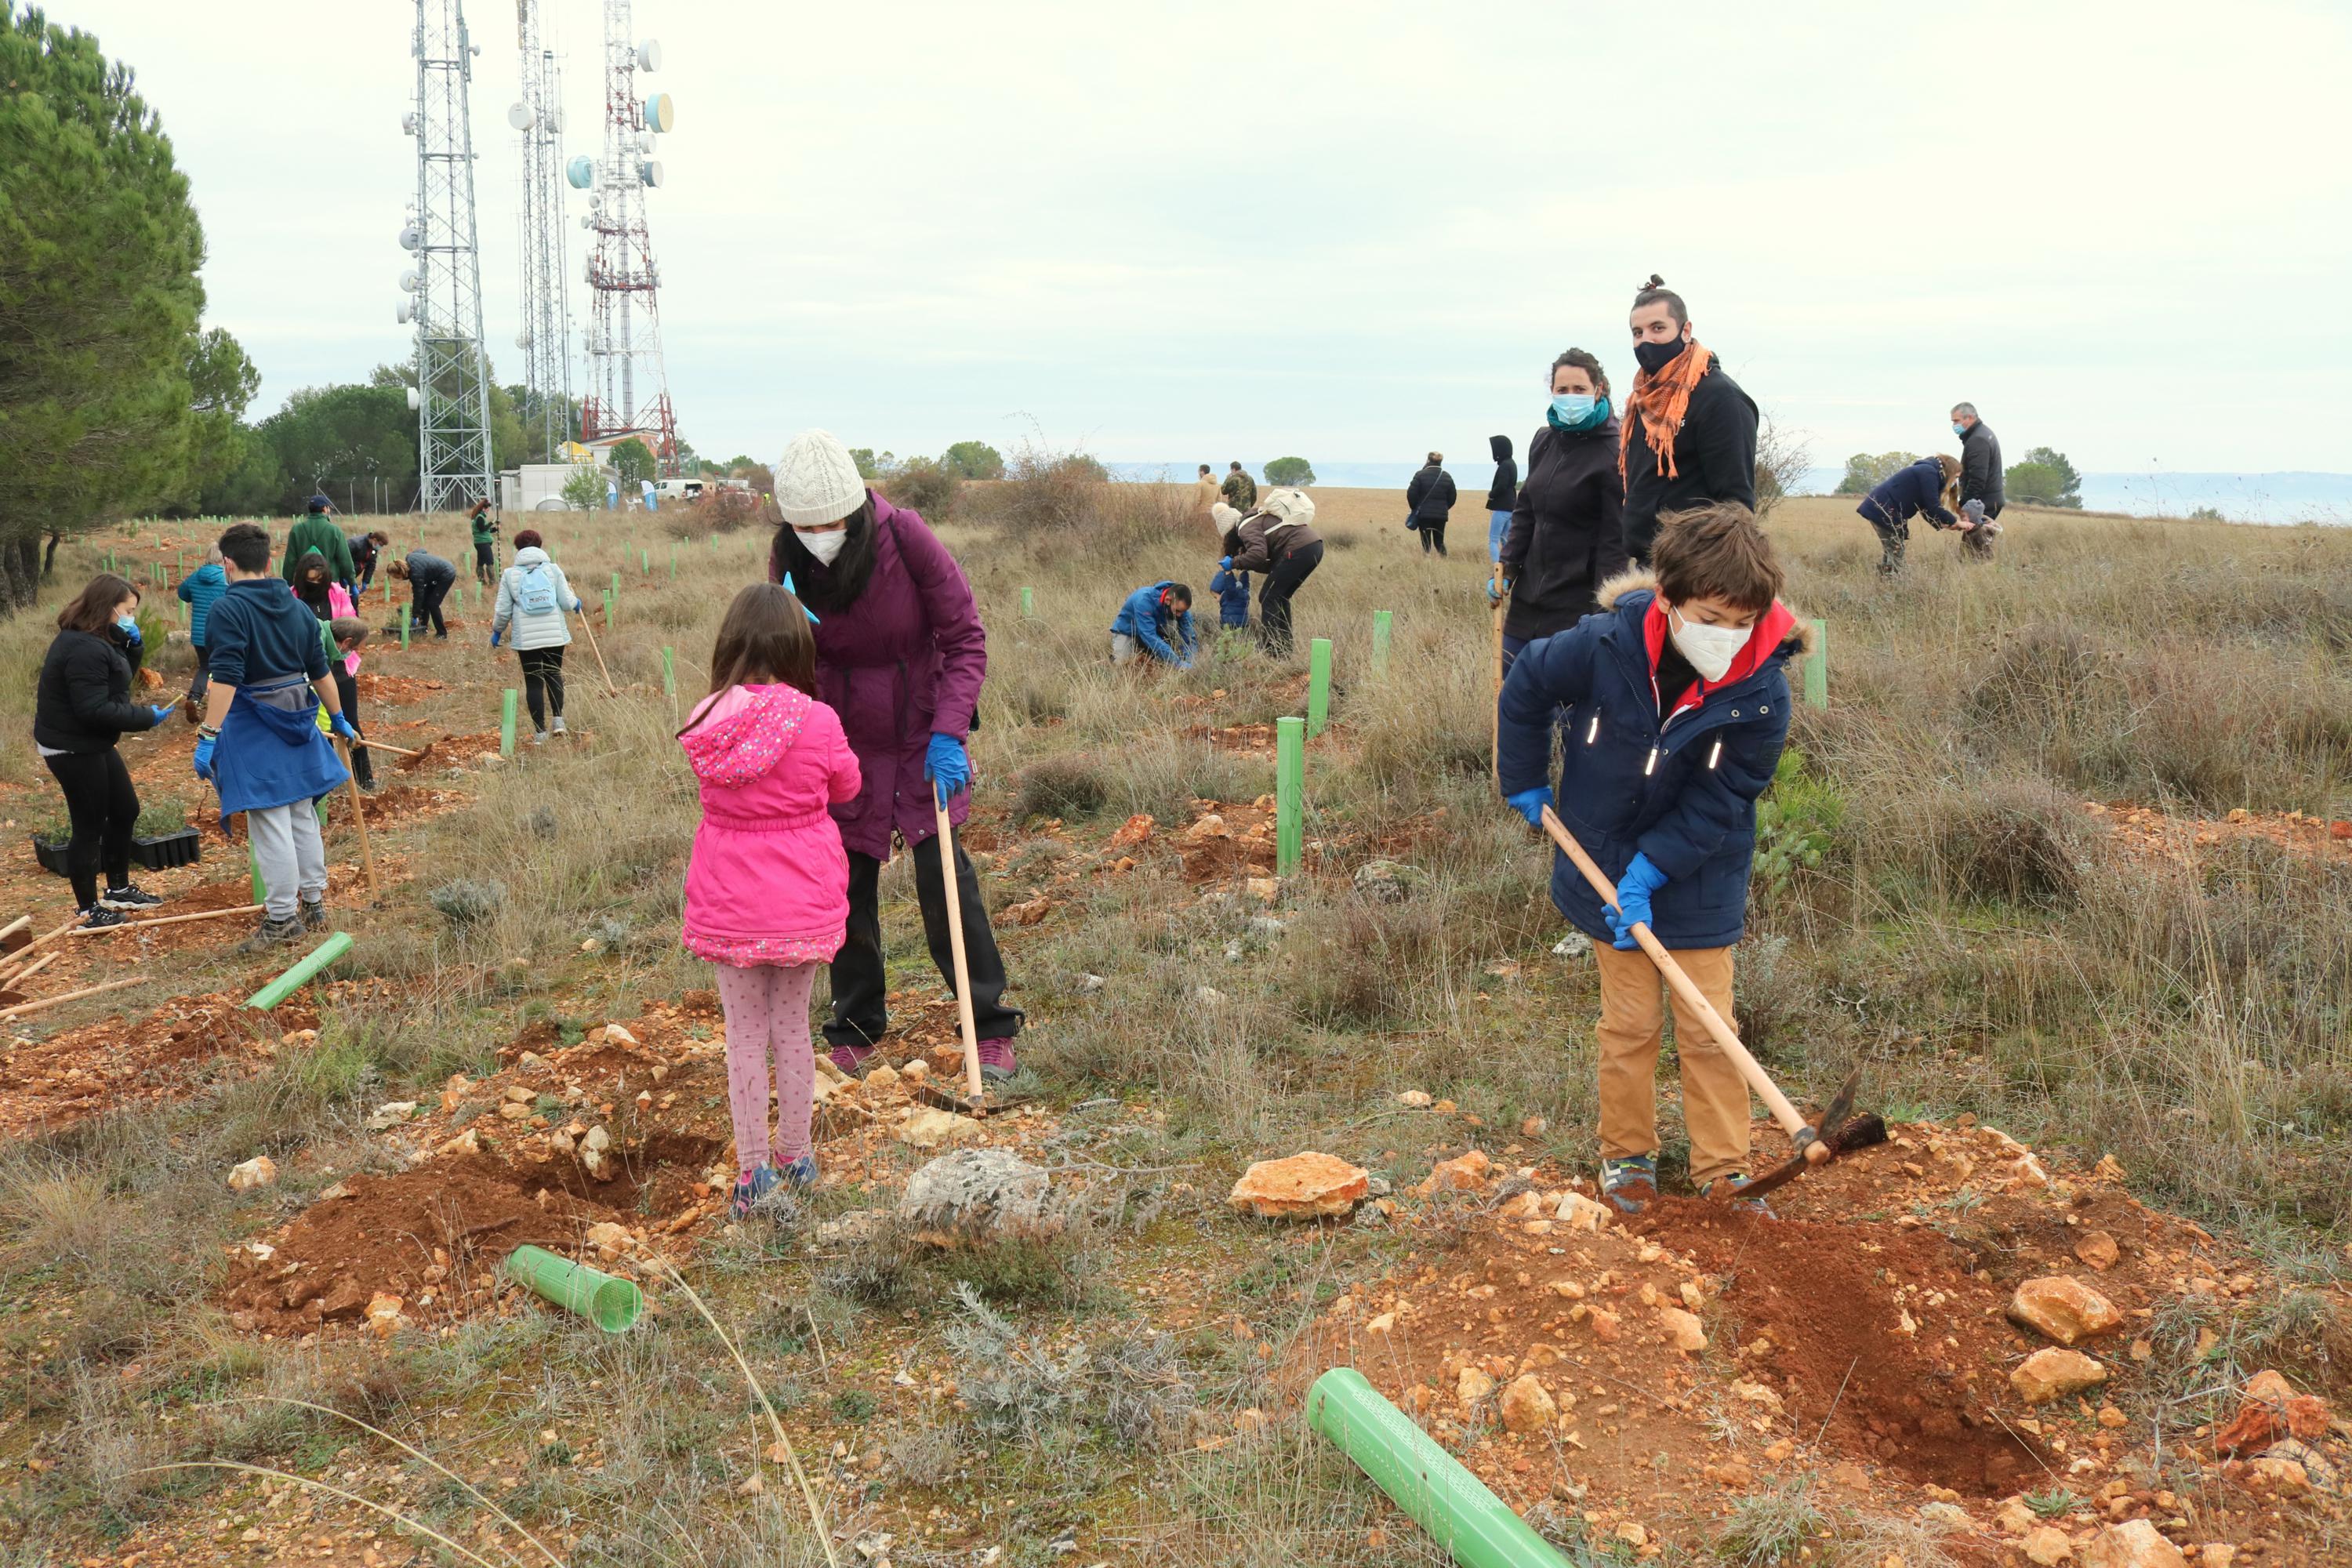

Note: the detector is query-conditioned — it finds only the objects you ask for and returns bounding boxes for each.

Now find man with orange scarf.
[1619,275,1759,565]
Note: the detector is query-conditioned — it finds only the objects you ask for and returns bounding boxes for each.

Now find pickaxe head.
[1733,1067,1867,1202]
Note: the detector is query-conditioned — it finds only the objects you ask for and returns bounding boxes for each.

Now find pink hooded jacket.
[678,684,860,967]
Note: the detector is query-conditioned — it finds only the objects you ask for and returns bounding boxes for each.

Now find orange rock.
[2009,1276,2125,1345]
[1420,1149,1492,1194]
[2074,1229,2120,1271]
[1109,813,1155,848]
[2011,1348,2107,1404]
[1497,1374,1555,1434]
[1227,1152,1370,1219]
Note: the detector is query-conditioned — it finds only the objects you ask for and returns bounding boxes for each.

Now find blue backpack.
[514,561,557,615]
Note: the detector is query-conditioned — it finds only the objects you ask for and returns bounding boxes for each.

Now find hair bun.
[1639,273,1666,292]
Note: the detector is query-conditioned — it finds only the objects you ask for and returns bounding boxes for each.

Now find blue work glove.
[1606,852,1671,950]
[489,626,502,648]
[1218,555,1233,569]
[924,732,971,807]
[148,704,175,725]
[1487,575,1512,604]
[1504,786,1551,827]
[192,734,216,780]
[331,712,360,743]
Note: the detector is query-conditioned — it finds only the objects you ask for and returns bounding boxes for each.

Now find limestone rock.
[1352,859,1428,904]
[1229,1152,1370,1219]
[895,1107,984,1151]
[2023,1526,2074,1565]
[366,1100,419,1129]
[227,1156,278,1192]
[862,1065,901,1095]
[900,1149,1063,1246]
[2011,1348,2108,1404]
[1657,1306,1708,1353]
[598,1023,637,1045]
[2080,1520,2187,1568]
[1555,1191,1612,1232]
[1455,1366,1494,1406]
[2074,1229,2120,1271]
[1996,1497,2038,1535]
[2009,1276,2124,1345]
[1497,1374,1555,1434]
[1396,1090,1433,1109]
[586,1221,631,1258]
[1419,1150,1492,1195]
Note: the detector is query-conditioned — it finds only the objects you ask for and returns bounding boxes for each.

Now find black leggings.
[43,749,137,909]
[826,825,1023,1051]
[332,666,373,786]
[518,645,566,728]
[409,579,450,637]
[1256,539,1324,657]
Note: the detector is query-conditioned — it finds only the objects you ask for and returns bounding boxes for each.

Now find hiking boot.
[1700,1173,1777,1219]
[100,884,163,910]
[1599,1155,1659,1216]
[297,898,327,931]
[78,905,128,930]
[976,1039,1018,1086]
[238,914,305,953]
[827,1042,880,1077]
[777,1152,819,1189]
[729,1163,786,1220]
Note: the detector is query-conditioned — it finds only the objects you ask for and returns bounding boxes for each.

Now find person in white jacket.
[489,530,584,743]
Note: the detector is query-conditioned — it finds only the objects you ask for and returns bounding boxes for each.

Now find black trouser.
[43,750,137,910]
[411,578,451,636]
[1257,539,1324,657]
[474,539,495,582]
[1419,520,1448,556]
[331,666,372,787]
[187,643,212,717]
[824,823,1023,1051]
[517,645,566,729]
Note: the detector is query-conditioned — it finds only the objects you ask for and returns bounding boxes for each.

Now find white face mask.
[797,525,848,566]
[1668,604,1750,683]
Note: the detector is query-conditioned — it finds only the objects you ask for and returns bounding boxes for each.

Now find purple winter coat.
[768,492,985,858]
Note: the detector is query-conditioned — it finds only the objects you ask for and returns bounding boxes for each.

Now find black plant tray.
[131,828,202,872]
[30,836,70,877]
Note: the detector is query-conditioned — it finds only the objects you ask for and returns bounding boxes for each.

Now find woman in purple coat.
[766,429,1025,1081]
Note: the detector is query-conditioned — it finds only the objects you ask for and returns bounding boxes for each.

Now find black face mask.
[1634,337,1688,375]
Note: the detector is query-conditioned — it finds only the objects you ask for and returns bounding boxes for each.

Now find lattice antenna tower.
[510,1,572,463]
[400,0,497,514]
[573,0,679,475]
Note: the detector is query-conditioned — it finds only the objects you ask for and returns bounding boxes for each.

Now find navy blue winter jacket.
[1497,574,1802,949]
[1208,566,1251,628]
[1109,581,1197,663]
[1857,458,1958,532]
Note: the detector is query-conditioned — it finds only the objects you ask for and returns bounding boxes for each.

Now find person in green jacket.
[468,497,499,584]
[281,495,357,588]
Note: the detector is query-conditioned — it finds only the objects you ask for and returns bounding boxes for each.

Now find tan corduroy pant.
[1592,940,1751,1189]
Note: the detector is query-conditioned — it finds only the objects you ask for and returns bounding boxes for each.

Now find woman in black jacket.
[31,575,176,927]
[1496,347,1626,669]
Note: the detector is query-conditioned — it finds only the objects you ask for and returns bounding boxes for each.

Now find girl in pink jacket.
[678,584,861,1217]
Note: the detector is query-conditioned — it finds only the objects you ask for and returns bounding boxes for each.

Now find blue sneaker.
[777,1153,819,1190]
[729,1164,785,1220]
[1599,1156,1659,1216]
[1701,1173,1777,1219]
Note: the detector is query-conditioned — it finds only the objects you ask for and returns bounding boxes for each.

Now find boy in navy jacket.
[1497,503,1806,1216]
[1207,562,1251,630]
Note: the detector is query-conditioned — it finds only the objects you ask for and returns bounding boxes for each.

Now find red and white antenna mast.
[575,0,679,475]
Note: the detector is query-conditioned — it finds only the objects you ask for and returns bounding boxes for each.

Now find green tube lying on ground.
[1306,1367,1571,1568]
[244,931,354,1011]
[505,1244,642,1332]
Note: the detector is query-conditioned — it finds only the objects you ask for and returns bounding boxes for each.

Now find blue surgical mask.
[1952,422,1969,437]
[1548,393,1610,433]
[114,615,140,639]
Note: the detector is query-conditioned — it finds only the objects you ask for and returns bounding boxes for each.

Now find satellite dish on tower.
[637,38,662,71]
[407,387,422,410]
[641,94,675,133]
[398,224,420,251]
[399,270,420,292]
[396,299,416,325]
[566,154,594,190]
[508,101,534,131]
[638,160,664,188]
[516,331,532,350]
[401,111,419,136]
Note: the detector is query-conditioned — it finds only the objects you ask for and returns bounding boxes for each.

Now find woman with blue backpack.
[489,528,583,743]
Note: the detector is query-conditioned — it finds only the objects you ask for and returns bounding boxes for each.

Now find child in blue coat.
[1207,563,1251,630]
[1497,502,1806,1217]
[1109,581,1197,668]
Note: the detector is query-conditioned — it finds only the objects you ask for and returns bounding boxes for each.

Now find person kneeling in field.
[1496,502,1806,1218]
[1109,580,1197,668]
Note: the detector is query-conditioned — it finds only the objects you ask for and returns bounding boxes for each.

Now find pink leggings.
[713,961,819,1173]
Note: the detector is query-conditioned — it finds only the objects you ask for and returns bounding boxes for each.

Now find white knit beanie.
[771,429,868,527]
[1210,502,1240,530]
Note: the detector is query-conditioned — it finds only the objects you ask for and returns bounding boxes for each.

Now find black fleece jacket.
[1622,359,1759,564]
[1500,418,1627,643]
[33,628,158,755]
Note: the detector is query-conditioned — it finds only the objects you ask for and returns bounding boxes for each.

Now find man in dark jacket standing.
[1621,277,1758,565]
[1406,452,1457,556]
[1484,434,1517,563]
[1951,402,2003,560]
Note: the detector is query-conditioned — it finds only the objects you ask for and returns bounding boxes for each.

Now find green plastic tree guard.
[500,690,518,757]
[1371,610,1392,676]
[662,646,676,699]
[399,604,410,650]
[1276,716,1304,874]
[669,545,677,581]
[1308,638,1333,736]
[504,1244,642,1332]
[1803,618,1828,710]
[248,844,267,905]
[245,931,354,1011]
[1307,1368,1573,1568]
[1020,586,1033,617]
[641,547,650,575]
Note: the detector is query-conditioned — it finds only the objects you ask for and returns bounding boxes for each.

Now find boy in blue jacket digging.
[1496,502,1806,1217]
[1109,581,1197,668]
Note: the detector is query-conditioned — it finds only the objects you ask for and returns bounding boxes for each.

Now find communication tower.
[400,0,497,514]
[575,0,680,474]
[510,1,572,462]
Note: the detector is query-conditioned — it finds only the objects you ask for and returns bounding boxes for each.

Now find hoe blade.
[1734,1067,1865,1202]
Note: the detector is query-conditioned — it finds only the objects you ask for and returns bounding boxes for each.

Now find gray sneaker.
[238,914,305,953]
[297,898,326,931]
[550,716,567,735]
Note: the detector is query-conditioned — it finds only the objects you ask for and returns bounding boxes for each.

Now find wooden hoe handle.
[933,800,985,1103]
[1537,805,1824,1158]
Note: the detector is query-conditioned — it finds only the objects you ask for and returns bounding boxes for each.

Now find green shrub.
[880,457,960,520]
[1011,756,1109,822]
[1751,749,1844,896]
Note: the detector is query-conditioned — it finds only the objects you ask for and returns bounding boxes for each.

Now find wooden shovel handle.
[1537,805,1820,1152]
[932,800,985,1103]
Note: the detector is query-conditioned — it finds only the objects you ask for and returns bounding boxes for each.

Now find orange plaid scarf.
[1619,340,1713,483]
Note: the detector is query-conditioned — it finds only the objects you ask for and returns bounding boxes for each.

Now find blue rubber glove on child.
[924,732,970,807]
[1606,853,1670,949]
[192,734,216,779]
[331,712,361,743]
[489,628,501,648]
[1504,786,1551,827]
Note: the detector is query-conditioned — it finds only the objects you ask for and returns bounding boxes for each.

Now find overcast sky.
[56,0,2352,476]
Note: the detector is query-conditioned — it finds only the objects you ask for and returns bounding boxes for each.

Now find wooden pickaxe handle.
[932,800,985,1104]
[1537,805,1828,1161]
